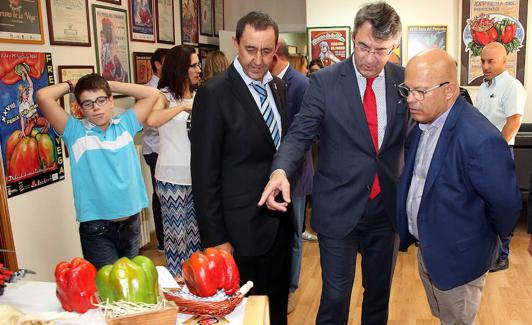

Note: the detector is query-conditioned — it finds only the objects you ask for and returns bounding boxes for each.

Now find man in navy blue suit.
[260,2,408,324]
[270,38,314,313]
[396,48,521,324]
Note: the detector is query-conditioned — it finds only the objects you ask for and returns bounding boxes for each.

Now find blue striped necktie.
[251,82,280,149]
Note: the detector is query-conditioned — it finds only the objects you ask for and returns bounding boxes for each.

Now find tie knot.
[366,77,375,87]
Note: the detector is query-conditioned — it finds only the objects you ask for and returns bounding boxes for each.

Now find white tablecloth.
[0,279,246,324]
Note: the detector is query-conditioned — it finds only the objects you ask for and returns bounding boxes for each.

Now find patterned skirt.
[155,180,202,276]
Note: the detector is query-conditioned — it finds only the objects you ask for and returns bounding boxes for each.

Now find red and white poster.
[307,26,351,67]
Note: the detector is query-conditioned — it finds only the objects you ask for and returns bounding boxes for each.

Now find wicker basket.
[162,281,253,317]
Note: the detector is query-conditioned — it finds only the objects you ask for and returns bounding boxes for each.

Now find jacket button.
[366,185,371,191]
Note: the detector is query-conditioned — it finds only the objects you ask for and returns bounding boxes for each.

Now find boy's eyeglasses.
[79,96,109,110]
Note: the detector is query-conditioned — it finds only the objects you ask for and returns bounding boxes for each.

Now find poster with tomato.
[307,27,350,67]
[0,51,65,198]
[460,0,527,86]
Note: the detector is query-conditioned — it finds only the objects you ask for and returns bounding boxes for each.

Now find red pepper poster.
[307,26,350,67]
[460,0,527,86]
[0,51,65,198]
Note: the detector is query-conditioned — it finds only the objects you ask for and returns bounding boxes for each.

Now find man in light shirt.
[142,48,167,252]
[475,41,526,272]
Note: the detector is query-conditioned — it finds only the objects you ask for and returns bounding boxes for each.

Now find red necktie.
[363,77,381,199]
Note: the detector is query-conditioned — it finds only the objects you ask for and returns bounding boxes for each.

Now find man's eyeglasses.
[189,62,201,69]
[354,42,394,59]
[397,82,450,101]
[79,96,109,110]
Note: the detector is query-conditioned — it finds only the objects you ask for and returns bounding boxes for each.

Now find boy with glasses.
[35,73,159,269]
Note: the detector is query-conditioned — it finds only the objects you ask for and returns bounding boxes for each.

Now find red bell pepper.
[55,257,98,313]
[501,21,516,44]
[182,248,240,297]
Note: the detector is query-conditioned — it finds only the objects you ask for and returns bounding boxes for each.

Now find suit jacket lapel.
[382,63,402,151]
[422,99,462,197]
[339,57,374,154]
[269,77,288,136]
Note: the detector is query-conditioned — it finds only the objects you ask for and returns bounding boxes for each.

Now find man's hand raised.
[258,169,291,212]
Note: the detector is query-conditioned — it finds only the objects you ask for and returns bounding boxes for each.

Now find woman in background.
[202,50,229,82]
[146,45,202,276]
[288,54,308,76]
[308,59,323,74]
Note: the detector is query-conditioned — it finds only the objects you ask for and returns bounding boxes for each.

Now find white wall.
[225,0,307,33]
[306,0,532,123]
[3,0,217,281]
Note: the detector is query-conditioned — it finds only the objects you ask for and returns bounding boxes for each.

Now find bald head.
[404,49,459,124]
[407,48,457,85]
[481,42,507,81]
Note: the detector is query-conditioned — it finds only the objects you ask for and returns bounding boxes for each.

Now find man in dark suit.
[190,11,292,325]
[260,3,408,324]
[270,39,314,313]
[396,49,521,324]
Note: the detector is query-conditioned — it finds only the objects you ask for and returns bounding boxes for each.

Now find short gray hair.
[353,2,401,43]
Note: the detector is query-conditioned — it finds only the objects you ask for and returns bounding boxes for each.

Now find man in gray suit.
[260,2,410,324]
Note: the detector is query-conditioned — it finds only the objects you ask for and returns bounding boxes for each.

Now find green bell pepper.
[96,256,159,304]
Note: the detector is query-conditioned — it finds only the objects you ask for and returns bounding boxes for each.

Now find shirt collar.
[233,57,273,86]
[418,103,453,132]
[483,70,509,86]
[352,55,385,81]
[81,116,120,130]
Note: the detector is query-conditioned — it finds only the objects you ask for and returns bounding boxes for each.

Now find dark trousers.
[79,214,140,270]
[316,195,398,325]
[499,146,515,260]
[143,153,164,250]
[234,218,293,325]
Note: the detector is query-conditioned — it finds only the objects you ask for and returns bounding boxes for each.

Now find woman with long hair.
[202,50,229,81]
[288,54,308,76]
[146,45,202,276]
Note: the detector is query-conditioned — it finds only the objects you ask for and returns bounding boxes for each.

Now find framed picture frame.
[198,43,219,68]
[287,45,297,55]
[92,4,131,83]
[97,0,122,4]
[0,0,45,44]
[213,0,223,36]
[129,0,155,42]
[156,0,175,44]
[459,0,527,86]
[199,0,213,36]
[45,0,91,46]
[180,0,199,45]
[406,25,447,61]
[57,65,95,120]
[132,52,153,85]
[307,26,350,67]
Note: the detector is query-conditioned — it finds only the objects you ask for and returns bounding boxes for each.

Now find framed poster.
[460,0,527,86]
[98,0,122,4]
[45,0,91,46]
[307,26,350,67]
[156,0,175,44]
[57,66,94,120]
[92,4,131,83]
[198,43,219,68]
[0,0,44,44]
[199,0,213,36]
[213,0,223,36]
[0,51,65,198]
[132,52,153,84]
[288,45,297,55]
[406,25,447,61]
[180,0,199,45]
[129,0,155,42]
